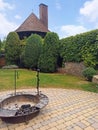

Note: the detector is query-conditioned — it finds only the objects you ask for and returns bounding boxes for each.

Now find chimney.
[39,3,48,29]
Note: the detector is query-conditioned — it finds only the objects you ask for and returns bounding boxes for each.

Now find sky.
[0,0,98,40]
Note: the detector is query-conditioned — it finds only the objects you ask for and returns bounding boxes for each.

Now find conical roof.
[16,13,50,33]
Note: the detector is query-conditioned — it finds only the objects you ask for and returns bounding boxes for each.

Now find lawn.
[0,69,98,93]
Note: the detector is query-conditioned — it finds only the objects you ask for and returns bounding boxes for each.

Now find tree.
[1,38,7,54]
[24,34,42,69]
[5,32,21,65]
[38,32,59,72]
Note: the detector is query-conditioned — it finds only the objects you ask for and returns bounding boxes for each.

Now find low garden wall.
[0,55,6,67]
[58,62,86,76]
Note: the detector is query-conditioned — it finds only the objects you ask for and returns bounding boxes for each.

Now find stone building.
[15,4,50,39]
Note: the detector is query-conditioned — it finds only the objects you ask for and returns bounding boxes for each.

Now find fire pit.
[0,69,49,123]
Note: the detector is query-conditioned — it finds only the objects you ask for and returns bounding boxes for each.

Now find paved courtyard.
[0,88,98,130]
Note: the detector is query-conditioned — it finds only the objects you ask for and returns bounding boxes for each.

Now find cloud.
[56,1,61,10]
[52,25,87,39]
[80,0,98,23]
[0,0,15,11]
[0,0,17,39]
[15,15,22,20]
[59,25,87,38]
[0,13,18,38]
[55,0,98,39]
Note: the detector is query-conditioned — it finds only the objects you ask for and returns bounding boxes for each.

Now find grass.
[0,69,98,93]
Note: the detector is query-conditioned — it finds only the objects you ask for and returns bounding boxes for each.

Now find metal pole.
[14,70,16,96]
[36,69,40,95]
[14,70,19,96]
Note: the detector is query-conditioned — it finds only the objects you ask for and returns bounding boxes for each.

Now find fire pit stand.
[0,69,49,123]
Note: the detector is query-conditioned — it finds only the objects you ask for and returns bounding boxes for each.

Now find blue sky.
[0,0,98,40]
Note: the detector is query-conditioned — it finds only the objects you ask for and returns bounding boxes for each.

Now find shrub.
[38,32,59,72]
[82,67,96,81]
[5,32,21,65]
[38,53,57,72]
[24,34,42,69]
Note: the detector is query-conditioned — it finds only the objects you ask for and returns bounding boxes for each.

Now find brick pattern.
[0,57,5,67]
[0,88,98,130]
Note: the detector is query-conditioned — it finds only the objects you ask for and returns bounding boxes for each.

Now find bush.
[24,34,42,69]
[5,32,21,65]
[38,32,59,73]
[82,67,96,81]
[38,54,57,72]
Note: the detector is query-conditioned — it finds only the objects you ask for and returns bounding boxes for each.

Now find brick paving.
[0,88,98,130]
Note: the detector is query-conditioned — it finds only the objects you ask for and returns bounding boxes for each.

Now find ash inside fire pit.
[2,100,36,110]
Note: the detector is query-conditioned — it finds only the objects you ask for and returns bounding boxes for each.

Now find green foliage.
[19,37,28,67]
[38,32,59,72]
[60,29,98,67]
[0,39,6,54]
[81,41,98,67]
[3,29,98,72]
[1,38,6,53]
[5,32,21,65]
[60,36,81,62]
[44,32,59,57]
[20,37,27,46]
[24,34,42,69]
[82,67,96,81]
[38,53,57,72]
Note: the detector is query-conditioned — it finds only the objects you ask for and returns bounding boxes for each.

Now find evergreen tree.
[38,32,59,72]
[24,34,42,69]
[5,32,21,65]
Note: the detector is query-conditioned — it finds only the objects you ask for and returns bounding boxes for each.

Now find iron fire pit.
[0,69,49,123]
[0,92,48,123]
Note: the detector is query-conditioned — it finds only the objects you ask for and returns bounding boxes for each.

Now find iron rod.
[36,69,40,95]
[14,70,16,96]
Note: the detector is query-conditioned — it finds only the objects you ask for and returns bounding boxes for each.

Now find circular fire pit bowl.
[0,92,49,123]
